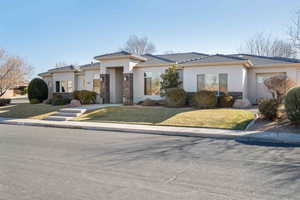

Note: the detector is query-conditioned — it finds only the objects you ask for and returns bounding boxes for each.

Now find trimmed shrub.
[72,90,80,100]
[72,90,96,104]
[285,87,300,124]
[30,98,40,104]
[28,78,48,102]
[0,98,11,106]
[258,99,278,120]
[218,95,234,108]
[165,88,186,107]
[52,95,70,106]
[192,90,218,109]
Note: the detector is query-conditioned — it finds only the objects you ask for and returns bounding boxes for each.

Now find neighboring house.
[39,51,300,105]
[1,81,29,98]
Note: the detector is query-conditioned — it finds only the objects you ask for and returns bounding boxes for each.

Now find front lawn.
[0,103,67,119]
[75,106,254,130]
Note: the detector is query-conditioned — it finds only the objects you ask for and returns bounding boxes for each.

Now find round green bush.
[28,78,48,102]
[30,98,40,104]
[218,95,234,108]
[165,88,186,107]
[192,90,217,109]
[258,99,278,120]
[285,87,300,124]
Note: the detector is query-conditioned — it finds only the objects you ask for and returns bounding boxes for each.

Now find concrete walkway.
[0,117,299,145]
[44,104,122,121]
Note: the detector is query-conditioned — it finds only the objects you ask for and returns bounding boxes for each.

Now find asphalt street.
[1,124,300,200]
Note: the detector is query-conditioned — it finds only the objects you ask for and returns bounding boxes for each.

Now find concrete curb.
[245,114,259,131]
[1,118,300,145]
[0,118,243,140]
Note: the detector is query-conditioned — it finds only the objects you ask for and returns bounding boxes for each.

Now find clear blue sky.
[1,0,299,77]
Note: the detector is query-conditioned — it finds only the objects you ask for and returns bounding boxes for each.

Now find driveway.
[0,124,300,199]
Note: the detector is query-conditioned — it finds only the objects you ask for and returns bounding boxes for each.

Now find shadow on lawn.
[0,103,65,119]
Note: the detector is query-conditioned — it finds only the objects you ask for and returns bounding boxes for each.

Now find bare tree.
[0,49,32,97]
[288,10,300,56]
[121,35,156,55]
[240,33,296,58]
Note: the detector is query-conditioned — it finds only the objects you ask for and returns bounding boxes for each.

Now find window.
[55,80,73,93]
[144,72,161,95]
[219,73,228,93]
[82,79,86,89]
[197,73,228,94]
[197,74,205,91]
[61,81,67,93]
[93,79,100,94]
[176,69,183,88]
[55,81,60,92]
[67,81,73,92]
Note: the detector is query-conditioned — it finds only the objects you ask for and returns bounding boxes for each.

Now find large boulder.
[70,99,81,107]
[233,98,251,109]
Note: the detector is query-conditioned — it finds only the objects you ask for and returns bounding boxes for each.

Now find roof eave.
[80,66,100,71]
[48,69,77,73]
[253,63,300,68]
[180,61,252,67]
[38,72,51,77]
[135,63,176,67]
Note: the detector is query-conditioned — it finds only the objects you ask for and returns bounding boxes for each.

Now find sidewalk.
[0,117,299,145]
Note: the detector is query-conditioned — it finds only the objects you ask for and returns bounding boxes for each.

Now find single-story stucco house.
[39,51,300,105]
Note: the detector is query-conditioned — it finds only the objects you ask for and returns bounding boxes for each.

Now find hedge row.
[141,88,234,108]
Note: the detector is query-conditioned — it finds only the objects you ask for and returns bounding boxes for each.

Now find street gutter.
[0,117,299,145]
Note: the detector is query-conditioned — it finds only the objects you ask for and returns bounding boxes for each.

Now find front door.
[108,67,124,104]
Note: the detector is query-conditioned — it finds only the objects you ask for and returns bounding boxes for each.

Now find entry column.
[100,73,110,104]
[123,73,133,105]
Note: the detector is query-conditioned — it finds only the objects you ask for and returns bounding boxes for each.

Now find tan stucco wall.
[247,65,300,104]
[183,65,247,97]
[43,76,53,98]
[100,59,139,73]
[133,66,168,103]
[52,72,75,93]
[83,69,100,91]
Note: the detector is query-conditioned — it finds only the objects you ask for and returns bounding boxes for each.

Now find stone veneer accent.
[123,73,133,105]
[186,91,243,105]
[228,92,243,100]
[100,74,110,104]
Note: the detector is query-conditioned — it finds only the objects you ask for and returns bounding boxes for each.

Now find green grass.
[0,103,67,119]
[75,106,254,130]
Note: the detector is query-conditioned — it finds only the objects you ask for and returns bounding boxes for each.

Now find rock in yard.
[70,99,81,107]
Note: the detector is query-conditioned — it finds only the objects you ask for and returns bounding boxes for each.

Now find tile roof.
[94,51,131,59]
[155,52,209,63]
[48,65,77,72]
[180,54,248,65]
[140,54,175,65]
[140,52,209,65]
[229,54,300,65]
[79,62,101,69]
